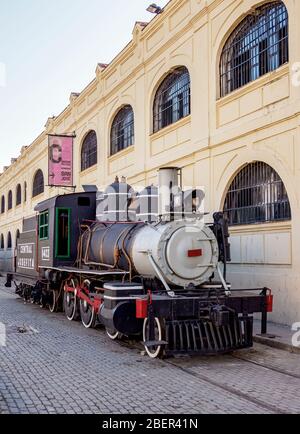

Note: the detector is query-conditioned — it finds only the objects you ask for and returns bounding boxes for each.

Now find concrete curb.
[254,335,300,355]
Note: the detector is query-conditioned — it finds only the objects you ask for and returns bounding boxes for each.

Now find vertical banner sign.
[48,135,74,187]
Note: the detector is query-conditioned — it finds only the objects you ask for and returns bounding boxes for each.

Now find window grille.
[16,230,20,245]
[7,191,12,210]
[16,184,22,206]
[32,170,44,198]
[24,182,27,202]
[81,131,98,171]
[1,196,5,214]
[223,162,291,226]
[153,67,191,133]
[7,232,12,249]
[220,2,288,97]
[111,106,134,156]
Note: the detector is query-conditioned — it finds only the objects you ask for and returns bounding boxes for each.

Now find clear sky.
[0,0,169,171]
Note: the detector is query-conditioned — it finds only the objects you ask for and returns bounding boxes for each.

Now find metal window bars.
[110,106,134,156]
[153,67,191,133]
[7,191,12,210]
[7,232,12,249]
[32,170,44,198]
[223,162,291,226]
[16,185,22,206]
[220,1,288,97]
[81,131,98,171]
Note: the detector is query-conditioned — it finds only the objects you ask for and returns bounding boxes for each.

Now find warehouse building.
[0,0,299,326]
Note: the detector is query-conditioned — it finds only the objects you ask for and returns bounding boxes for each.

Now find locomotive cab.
[34,192,96,271]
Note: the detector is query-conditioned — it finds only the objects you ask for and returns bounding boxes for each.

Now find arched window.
[81,131,98,171]
[223,162,291,226]
[7,232,12,249]
[8,190,12,210]
[0,235,4,249]
[153,67,191,133]
[24,181,27,202]
[1,196,5,214]
[16,229,20,246]
[220,2,289,97]
[16,184,22,206]
[32,170,44,198]
[110,106,134,155]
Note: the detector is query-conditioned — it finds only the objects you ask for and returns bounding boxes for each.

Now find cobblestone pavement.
[0,278,300,414]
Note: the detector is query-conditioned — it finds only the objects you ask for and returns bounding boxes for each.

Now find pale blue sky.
[0,0,168,170]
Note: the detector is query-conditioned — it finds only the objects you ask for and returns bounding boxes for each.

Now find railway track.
[164,359,287,414]
[230,352,300,380]
[2,283,299,414]
[118,336,299,414]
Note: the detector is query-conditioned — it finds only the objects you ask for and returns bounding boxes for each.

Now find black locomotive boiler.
[6,167,273,358]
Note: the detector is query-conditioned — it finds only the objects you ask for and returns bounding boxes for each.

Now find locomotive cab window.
[78,197,90,207]
[39,211,49,240]
[55,208,71,258]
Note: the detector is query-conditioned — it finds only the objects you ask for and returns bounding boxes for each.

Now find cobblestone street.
[0,278,300,415]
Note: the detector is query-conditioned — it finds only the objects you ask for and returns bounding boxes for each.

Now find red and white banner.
[48,135,74,187]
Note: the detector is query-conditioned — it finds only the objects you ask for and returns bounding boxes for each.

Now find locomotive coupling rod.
[148,253,176,298]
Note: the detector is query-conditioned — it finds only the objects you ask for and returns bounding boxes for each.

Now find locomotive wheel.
[49,290,59,313]
[80,299,96,329]
[64,280,79,321]
[143,317,165,359]
[106,329,120,340]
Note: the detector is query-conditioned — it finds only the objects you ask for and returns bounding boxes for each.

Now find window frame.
[153,67,191,134]
[16,184,22,206]
[32,170,45,198]
[81,131,98,172]
[7,190,13,210]
[110,105,135,156]
[223,162,291,226]
[39,210,49,241]
[219,1,289,98]
[7,232,12,250]
[1,196,5,214]
[55,207,71,259]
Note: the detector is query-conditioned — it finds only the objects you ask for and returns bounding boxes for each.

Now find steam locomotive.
[6,167,272,358]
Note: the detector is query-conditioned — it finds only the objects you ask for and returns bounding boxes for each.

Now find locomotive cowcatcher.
[6,167,273,358]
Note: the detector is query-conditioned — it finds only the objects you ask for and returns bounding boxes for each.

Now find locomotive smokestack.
[158,167,182,221]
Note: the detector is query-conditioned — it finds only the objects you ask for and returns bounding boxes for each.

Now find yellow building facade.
[0,0,299,326]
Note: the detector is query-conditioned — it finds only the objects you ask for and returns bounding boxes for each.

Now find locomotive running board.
[39,266,128,276]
